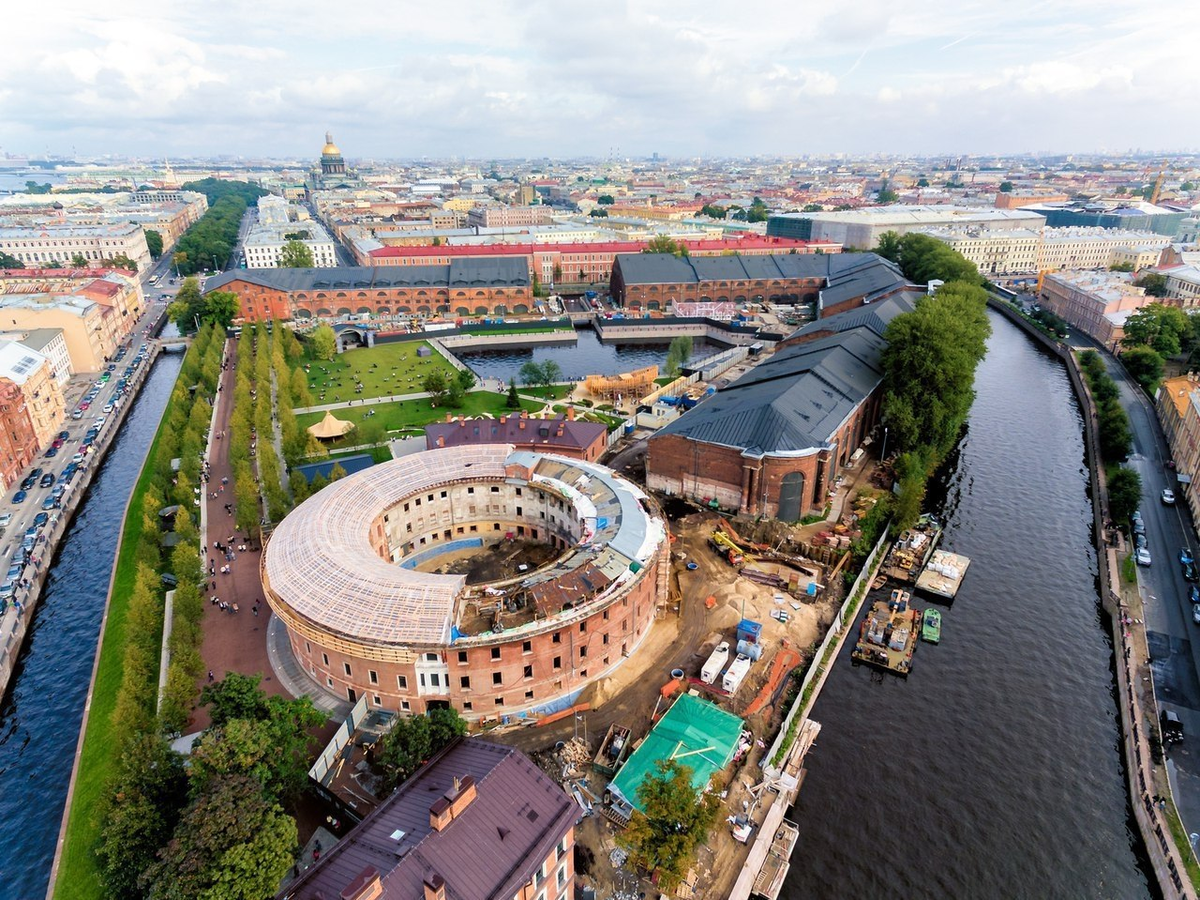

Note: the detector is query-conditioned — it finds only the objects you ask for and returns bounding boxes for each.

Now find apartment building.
[767,205,1047,249]
[242,220,338,268]
[0,381,38,491]
[0,222,152,271]
[1157,374,1200,529]
[0,341,65,448]
[465,205,553,228]
[1038,271,1150,347]
[1038,228,1171,271]
[1165,266,1200,305]
[918,226,1041,275]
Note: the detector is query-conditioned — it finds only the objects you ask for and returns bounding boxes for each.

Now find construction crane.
[710,529,747,567]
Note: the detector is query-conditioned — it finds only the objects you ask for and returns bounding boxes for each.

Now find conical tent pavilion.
[307,410,354,440]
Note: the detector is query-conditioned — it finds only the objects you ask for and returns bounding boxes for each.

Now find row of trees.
[422,367,476,408]
[519,359,564,391]
[1079,350,1141,523]
[1115,302,1200,394]
[171,180,266,275]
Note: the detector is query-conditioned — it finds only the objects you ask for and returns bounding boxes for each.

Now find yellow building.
[1158,374,1200,531]
[0,341,65,447]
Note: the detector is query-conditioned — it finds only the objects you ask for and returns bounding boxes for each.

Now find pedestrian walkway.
[266,616,351,718]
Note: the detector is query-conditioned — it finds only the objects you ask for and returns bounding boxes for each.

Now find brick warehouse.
[204,257,530,322]
[610,250,910,316]
[645,291,918,520]
[262,446,668,721]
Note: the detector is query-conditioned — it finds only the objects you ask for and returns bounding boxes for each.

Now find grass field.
[304,341,458,402]
[53,394,173,900]
[518,384,573,400]
[296,391,544,447]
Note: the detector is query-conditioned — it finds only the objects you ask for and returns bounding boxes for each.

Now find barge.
[880,515,942,584]
[915,549,971,601]
[851,588,919,676]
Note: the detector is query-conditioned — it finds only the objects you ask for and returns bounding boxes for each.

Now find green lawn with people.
[303,341,460,403]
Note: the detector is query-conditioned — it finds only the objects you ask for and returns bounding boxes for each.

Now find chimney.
[429,797,452,831]
[556,426,564,438]
[423,875,446,900]
[499,415,507,426]
[436,435,445,448]
[446,775,477,819]
[445,413,452,423]
[519,418,526,430]
[459,416,465,428]
[340,867,383,900]
[566,406,575,421]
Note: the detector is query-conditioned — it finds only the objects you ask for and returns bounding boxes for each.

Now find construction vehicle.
[710,529,746,566]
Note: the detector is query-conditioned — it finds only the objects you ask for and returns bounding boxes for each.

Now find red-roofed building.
[425,410,608,462]
[369,235,839,287]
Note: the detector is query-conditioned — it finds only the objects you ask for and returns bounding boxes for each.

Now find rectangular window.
[495,696,504,706]
[369,670,379,684]
[525,689,534,699]
[523,664,533,679]
[344,662,352,676]
[441,490,447,498]
[467,487,474,494]
[602,610,609,621]
[458,650,468,664]
[492,672,503,685]
[491,646,501,660]
[305,641,311,653]
[460,675,471,689]
[553,656,562,669]
[321,652,329,666]
[602,634,609,645]
[580,622,587,633]
[552,632,561,644]
[401,700,410,711]
[397,675,408,690]
[580,647,588,659]
[522,640,532,653]
[373,694,382,706]
[463,701,473,711]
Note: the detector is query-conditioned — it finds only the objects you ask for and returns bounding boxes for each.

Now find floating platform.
[851,588,919,676]
[751,818,800,900]
[915,549,971,601]
[880,515,942,584]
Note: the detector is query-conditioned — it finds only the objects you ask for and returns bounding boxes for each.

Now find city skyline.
[7,0,1200,160]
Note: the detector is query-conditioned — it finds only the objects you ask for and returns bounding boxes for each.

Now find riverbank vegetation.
[1079,350,1142,524]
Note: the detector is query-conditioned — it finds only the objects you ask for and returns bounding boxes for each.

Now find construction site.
[480,476,884,900]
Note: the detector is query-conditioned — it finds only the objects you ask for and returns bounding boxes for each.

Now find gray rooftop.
[280,739,574,900]
[787,290,920,342]
[205,257,529,293]
[16,327,64,353]
[652,326,889,456]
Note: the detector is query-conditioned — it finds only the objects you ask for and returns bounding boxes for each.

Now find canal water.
[0,353,182,897]
[782,312,1154,898]
[459,329,719,384]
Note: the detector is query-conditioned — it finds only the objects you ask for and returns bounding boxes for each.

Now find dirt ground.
[489,508,846,899]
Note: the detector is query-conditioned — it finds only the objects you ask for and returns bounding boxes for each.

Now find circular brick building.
[262,445,668,721]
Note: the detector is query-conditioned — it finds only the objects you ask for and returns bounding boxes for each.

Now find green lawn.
[53,392,173,900]
[304,341,458,402]
[296,391,545,447]
[519,384,573,400]
[460,323,573,336]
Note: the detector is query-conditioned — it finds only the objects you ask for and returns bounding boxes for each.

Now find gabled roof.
[204,258,530,294]
[786,290,920,342]
[651,326,889,456]
[282,740,574,900]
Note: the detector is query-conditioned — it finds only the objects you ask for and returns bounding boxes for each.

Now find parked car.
[1162,709,1185,744]
[1190,585,1199,604]
[13,490,27,504]
[1163,489,1177,505]
[33,512,48,527]
[1132,518,1146,537]
[1182,548,1194,565]
[40,496,57,511]
[0,513,10,528]
[57,430,69,441]
[1184,561,1198,583]
[1136,546,1152,566]
[5,565,20,582]
[1135,533,1148,551]
[1193,605,1200,625]
[39,473,54,488]
[43,446,57,458]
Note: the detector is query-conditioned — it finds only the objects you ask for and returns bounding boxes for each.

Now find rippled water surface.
[783,313,1154,899]
[0,355,182,897]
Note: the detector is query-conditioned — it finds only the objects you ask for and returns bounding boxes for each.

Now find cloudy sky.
[5,0,1198,160]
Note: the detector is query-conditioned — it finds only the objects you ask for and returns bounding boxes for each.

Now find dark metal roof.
[651,327,888,455]
[282,739,574,900]
[788,290,920,341]
[205,258,530,293]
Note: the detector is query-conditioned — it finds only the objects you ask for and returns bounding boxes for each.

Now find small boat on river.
[922,608,942,644]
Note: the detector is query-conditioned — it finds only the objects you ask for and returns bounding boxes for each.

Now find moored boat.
[922,608,941,644]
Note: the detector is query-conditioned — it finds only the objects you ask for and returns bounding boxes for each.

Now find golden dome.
[321,131,341,156]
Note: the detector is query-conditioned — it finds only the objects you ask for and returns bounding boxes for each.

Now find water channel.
[782,312,1154,898]
[458,329,719,384]
[0,353,182,897]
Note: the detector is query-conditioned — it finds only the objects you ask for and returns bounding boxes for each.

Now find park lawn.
[518,384,573,400]
[460,323,573,336]
[296,391,544,447]
[303,340,458,402]
[53,392,173,900]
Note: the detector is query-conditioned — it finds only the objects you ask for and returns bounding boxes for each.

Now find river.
[0,353,182,897]
[782,312,1154,898]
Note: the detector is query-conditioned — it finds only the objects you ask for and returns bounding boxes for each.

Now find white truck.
[722,654,753,695]
[700,641,731,684]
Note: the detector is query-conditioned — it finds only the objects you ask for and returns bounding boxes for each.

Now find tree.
[589,208,609,217]
[875,231,980,285]
[597,194,615,205]
[531,272,548,297]
[145,229,164,259]
[999,181,1014,192]
[1121,345,1165,393]
[329,462,348,482]
[618,760,721,892]
[520,360,545,387]
[802,203,823,212]
[1108,467,1143,525]
[310,324,337,361]
[0,250,22,268]
[289,469,310,503]
[1110,261,1135,272]
[106,253,139,272]
[700,204,727,219]
[506,377,521,409]
[71,252,89,267]
[142,775,296,900]
[746,197,769,222]
[456,368,476,391]
[377,708,467,791]
[541,359,563,387]
[1135,272,1168,298]
[204,290,240,328]
[876,180,899,203]
[664,335,693,377]
[423,370,449,405]
[289,367,312,407]
[446,380,466,408]
[167,276,206,331]
[278,239,314,268]
[1183,182,1196,192]
[1121,303,1188,356]
[644,235,686,257]
[1098,400,1132,461]
[917,177,930,188]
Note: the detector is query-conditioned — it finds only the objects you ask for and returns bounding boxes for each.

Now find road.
[1087,339,1200,837]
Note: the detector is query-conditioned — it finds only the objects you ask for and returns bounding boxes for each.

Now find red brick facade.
[0,379,38,491]
[614,273,825,311]
[646,390,879,519]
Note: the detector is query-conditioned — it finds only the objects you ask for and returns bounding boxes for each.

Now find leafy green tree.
[875,231,902,263]
[71,252,89,267]
[916,177,929,188]
[310,324,337,361]
[618,760,721,892]
[1098,400,1132,461]
[200,672,271,725]
[456,368,476,391]
[877,232,980,285]
[446,379,466,408]
[145,229,164,259]
[589,208,609,217]
[999,181,1014,192]
[105,253,139,272]
[597,194,615,205]
[423,370,449,405]
[1183,182,1195,192]
[802,203,823,212]
[1109,261,1135,272]
[204,289,240,328]
[235,467,260,534]
[329,462,348,482]
[290,367,313,406]
[1121,345,1164,393]
[531,271,548,297]
[1108,466,1142,524]
[876,180,899,203]
[520,360,546,387]
[377,708,467,791]
[0,250,22,268]
[141,775,296,900]
[289,469,310,503]
[700,204,727,219]
[506,377,521,408]
[168,277,206,331]
[644,235,687,257]
[664,335,693,377]
[278,239,314,268]
[1135,272,1168,298]
[1121,303,1188,356]
[541,359,563,387]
